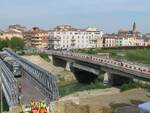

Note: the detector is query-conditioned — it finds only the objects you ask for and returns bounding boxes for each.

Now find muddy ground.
[61,88,150,113]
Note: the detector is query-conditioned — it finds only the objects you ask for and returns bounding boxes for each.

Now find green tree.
[0,39,9,50]
[8,37,24,51]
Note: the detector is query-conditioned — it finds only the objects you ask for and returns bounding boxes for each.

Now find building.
[118,22,141,38]
[0,31,23,40]
[135,37,146,46]
[49,25,103,50]
[143,33,150,46]
[116,22,143,47]
[23,28,49,49]
[96,35,104,48]
[116,36,126,46]
[8,24,27,33]
[102,34,117,47]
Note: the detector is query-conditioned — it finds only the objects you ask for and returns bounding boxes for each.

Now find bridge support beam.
[103,72,133,86]
[71,67,98,84]
[111,74,132,86]
[52,56,66,68]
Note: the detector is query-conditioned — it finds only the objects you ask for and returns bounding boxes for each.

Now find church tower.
[133,22,136,32]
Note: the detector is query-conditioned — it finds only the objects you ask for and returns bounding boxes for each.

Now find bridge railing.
[0,59,18,106]
[52,51,150,75]
[4,48,59,102]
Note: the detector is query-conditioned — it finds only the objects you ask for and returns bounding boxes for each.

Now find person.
[18,95,22,105]
[32,108,39,113]
[31,101,36,111]
[46,106,50,113]
[18,83,22,93]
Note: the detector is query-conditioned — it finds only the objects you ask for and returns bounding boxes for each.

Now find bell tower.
[133,22,136,32]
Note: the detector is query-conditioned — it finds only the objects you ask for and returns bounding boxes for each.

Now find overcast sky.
[0,0,150,33]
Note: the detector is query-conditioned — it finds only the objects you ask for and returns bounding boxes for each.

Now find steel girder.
[4,49,59,101]
[0,59,19,106]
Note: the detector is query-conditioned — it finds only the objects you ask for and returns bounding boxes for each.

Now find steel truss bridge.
[0,59,18,106]
[1,48,59,108]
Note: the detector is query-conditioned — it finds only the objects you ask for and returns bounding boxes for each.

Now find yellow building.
[23,29,48,49]
[0,31,23,40]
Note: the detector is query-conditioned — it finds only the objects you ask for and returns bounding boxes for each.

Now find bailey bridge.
[1,49,58,112]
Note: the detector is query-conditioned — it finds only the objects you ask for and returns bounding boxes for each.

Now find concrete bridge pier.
[66,61,71,71]
[103,72,111,85]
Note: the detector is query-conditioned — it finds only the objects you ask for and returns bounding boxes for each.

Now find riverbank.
[58,88,150,113]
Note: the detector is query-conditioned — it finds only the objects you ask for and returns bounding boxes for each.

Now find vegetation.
[0,37,24,51]
[77,48,150,64]
[59,81,110,97]
[8,37,25,51]
[0,97,9,112]
[0,39,9,50]
[39,53,50,62]
[120,82,150,92]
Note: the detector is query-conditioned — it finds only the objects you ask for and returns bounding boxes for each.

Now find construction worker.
[46,106,50,113]
[31,102,36,111]
[40,107,46,113]
[18,83,22,93]
[37,102,41,109]
[32,108,39,113]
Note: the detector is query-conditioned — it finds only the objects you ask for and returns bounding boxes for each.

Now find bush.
[39,53,50,62]
[59,81,110,97]
[120,82,150,92]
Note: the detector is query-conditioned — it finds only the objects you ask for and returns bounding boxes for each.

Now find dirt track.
[22,55,75,83]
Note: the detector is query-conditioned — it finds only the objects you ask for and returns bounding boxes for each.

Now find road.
[16,75,45,105]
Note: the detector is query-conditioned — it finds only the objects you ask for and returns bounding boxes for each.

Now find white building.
[49,25,103,50]
[103,34,117,47]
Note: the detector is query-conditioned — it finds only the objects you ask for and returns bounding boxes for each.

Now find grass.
[77,48,150,64]
[59,81,110,97]
[39,53,50,62]
[24,53,51,62]
[120,82,150,92]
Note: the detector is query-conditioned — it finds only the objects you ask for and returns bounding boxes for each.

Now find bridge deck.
[16,75,45,105]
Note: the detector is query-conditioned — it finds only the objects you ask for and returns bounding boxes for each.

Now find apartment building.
[143,33,150,46]
[49,25,103,50]
[23,28,48,49]
[102,34,117,47]
[8,24,27,33]
[0,31,23,40]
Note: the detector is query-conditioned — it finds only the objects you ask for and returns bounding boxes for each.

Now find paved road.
[16,75,45,105]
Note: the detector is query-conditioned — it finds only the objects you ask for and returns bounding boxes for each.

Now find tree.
[8,37,25,51]
[0,39,9,50]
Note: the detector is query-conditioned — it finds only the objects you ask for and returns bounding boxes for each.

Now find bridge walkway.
[16,75,45,105]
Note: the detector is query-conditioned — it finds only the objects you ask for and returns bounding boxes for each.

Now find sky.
[0,0,150,33]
